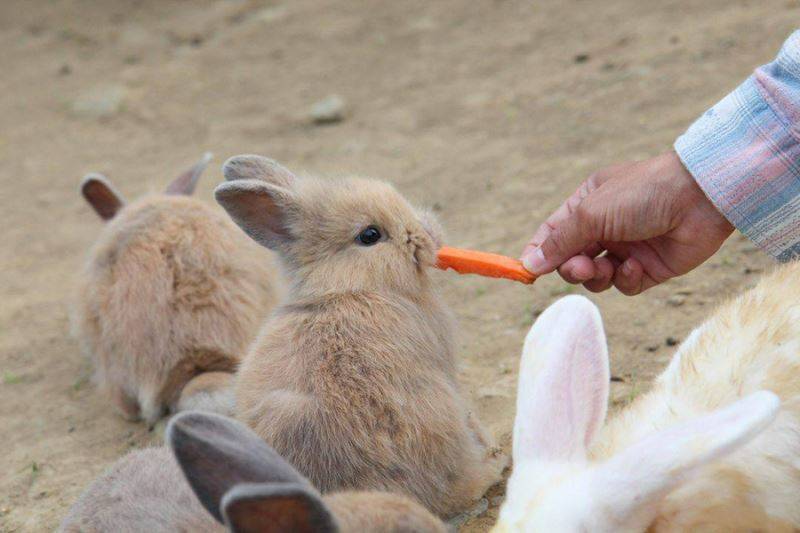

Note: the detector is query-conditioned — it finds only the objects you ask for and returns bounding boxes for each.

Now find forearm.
[675,30,800,261]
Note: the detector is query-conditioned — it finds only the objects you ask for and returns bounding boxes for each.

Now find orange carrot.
[436,246,537,284]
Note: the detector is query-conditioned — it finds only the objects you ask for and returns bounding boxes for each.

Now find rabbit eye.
[356,226,382,246]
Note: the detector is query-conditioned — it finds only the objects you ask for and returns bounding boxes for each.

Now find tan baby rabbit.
[73,154,279,425]
[215,155,506,517]
[60,411,447,533]
[497,268,800,532]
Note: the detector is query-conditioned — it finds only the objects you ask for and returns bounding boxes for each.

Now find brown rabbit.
[60,411,447,533]
[215,155,506,517]
[73,154,280,425]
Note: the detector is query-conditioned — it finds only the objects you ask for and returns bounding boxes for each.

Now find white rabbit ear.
[514,295,609,464]
[165,152,212,196]
[215,179,297,250]
[166,411,312,523]
[223,154,296,188]
[589,391,780,529]
[80,173,125,221]
[222,483,338,533]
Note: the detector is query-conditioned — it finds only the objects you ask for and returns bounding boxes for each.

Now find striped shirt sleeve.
[675,30,800,261]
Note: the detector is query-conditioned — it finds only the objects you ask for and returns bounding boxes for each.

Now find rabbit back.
[73,195,278,423]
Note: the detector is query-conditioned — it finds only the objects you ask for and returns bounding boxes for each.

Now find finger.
[557,255,597,283]
[582,242,605,258]
[523,192,585,254]
[583,255,616,292]
[523,199,601,275]
[521,174,602,257]
[613,257,645,295]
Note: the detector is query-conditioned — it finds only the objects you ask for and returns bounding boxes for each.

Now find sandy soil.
[0,0,791,530]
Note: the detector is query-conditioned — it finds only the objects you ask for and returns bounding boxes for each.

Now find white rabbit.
[495,272,800,532]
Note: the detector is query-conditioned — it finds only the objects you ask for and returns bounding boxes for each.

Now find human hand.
[520,151,734,295]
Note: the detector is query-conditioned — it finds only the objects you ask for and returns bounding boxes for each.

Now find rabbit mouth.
[412,245,423,268]
[407,232,435,270]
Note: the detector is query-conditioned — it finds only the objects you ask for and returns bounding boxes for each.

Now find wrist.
[669,151,735,235]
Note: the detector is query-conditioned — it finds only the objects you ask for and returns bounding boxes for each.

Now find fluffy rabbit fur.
[496,270,800,532]
[215,155,506,517]
[73,154,279,425]
[60,411,446,533]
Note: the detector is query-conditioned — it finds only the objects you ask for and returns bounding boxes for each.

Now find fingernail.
[621,260,633,276]
[522,248,547,274]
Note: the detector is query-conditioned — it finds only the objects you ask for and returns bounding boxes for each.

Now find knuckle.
[573,204,596,238]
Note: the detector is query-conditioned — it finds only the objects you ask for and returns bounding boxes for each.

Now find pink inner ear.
[165,153,212,196]
[514,296,609,464]
[81,175,124,221]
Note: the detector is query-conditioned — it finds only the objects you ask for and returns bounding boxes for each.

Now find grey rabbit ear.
[80,173,125,221]
[222,483,339,533]
[165,152,212,196]
[166,411,311,524]
[214,179,296,249]
[223,155,296,188]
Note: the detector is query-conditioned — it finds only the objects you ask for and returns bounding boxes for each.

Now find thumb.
[522,205,598,275]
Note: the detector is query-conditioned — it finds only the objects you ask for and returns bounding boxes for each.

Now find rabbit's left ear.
[514,295,609,465]
[81,173,126,221]
[222,483,339,533]
[223,154,296,189]
[166,411,312,523]
[165,152,212,195]
[214,178,297,250]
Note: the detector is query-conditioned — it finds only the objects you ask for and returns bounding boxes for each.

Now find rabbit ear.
[215,178,296,249]
[588,391,779,528]
[514,295,609,465]
[80,174,126,221]
[166,411,312,524]
[222,483,339,533]
[165,152,212,196]
[223,154,296,188]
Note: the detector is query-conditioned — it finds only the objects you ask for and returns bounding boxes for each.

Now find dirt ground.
[0,0,791,530]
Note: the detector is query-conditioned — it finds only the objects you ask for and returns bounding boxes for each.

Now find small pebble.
[665,336,679,346]
[70,85,126,118]
[666,294,686,307]
[310,95,346,124]
[255,5,289,23]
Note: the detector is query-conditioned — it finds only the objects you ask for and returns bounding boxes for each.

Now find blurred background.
[0,0,792,530]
